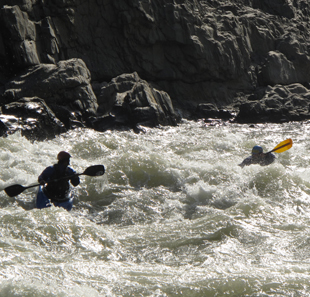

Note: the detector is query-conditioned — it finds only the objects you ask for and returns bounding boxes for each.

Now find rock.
[89,115,117,132]
[49,105,85,130]
[1,0,310,132]
[0,119,8,137]
[95,72,178,130]
[234,83,310,123]
[3,59,98,117]
[1,5,40,71]
[195,103,234,120]
[260,51,298,85]
[251,0,295,18]
[0,97,66,140]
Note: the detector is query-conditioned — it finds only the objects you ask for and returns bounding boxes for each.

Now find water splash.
[0,121,309,296]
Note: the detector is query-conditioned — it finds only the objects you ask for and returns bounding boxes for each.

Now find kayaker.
[239,145,276,168]
[37,151,80,210]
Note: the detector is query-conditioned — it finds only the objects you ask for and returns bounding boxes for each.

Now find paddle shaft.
[34,164,105,188]
[4,165,105,197]
[32,172,85,189]
[5,173,84,197]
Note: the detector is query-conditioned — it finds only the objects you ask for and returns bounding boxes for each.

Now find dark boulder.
[49,104,85,130]
[0,119,8,137]
[1,4,39,74]
[1,97,66,140]
[195,103,235,121]
[235,83,310,123]
[3,59,98,117]
[93,72,179,131]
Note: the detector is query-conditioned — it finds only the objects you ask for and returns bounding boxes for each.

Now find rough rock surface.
[235,83,310,123]
[92,72,178,131]
[0,0,310,139]
[3,59,98,116]
[0,97,66,140]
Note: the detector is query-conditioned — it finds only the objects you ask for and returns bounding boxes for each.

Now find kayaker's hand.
[39,179,46,185]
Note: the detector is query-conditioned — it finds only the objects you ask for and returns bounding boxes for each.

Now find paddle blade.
[4,184,26,197]
[270,138,293,153]
[82,165,105,176]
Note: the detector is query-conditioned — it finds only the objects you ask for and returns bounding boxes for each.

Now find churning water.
[0,120,309,296]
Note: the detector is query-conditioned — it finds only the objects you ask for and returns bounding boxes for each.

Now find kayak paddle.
[4,164,105,197]
[266,138,293,154]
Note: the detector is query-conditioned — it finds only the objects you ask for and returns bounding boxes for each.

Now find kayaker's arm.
[38,166,54,184]
[238,156,252,168]
[67,167,80,187]
[70,175,80,187]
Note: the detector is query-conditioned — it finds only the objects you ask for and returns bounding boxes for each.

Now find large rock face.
[95,72,178,129]
[3,58,98,116]
[0,0,310,138]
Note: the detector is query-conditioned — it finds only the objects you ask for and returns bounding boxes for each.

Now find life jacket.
[43,164,71,201]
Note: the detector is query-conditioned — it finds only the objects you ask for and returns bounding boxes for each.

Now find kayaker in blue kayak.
[239,145,276,168]
[37,151,80,210]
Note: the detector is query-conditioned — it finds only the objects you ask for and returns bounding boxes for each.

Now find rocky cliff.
[1,0,310,139]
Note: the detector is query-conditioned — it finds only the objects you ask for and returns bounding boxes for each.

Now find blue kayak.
[36,186,74,211]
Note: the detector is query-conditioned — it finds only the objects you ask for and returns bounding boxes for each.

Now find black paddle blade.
[83,165,105,176]
[4,184,27,197]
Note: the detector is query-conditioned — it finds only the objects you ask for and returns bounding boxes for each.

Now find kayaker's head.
[252,145,263,159]
[57,151,71,166]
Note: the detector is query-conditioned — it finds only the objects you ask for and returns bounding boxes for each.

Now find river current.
[0,120,309,296]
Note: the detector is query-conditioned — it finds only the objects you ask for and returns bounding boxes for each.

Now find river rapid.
[0,120,309,296]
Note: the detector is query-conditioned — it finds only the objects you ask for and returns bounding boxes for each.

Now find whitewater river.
[0,120,309,296]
